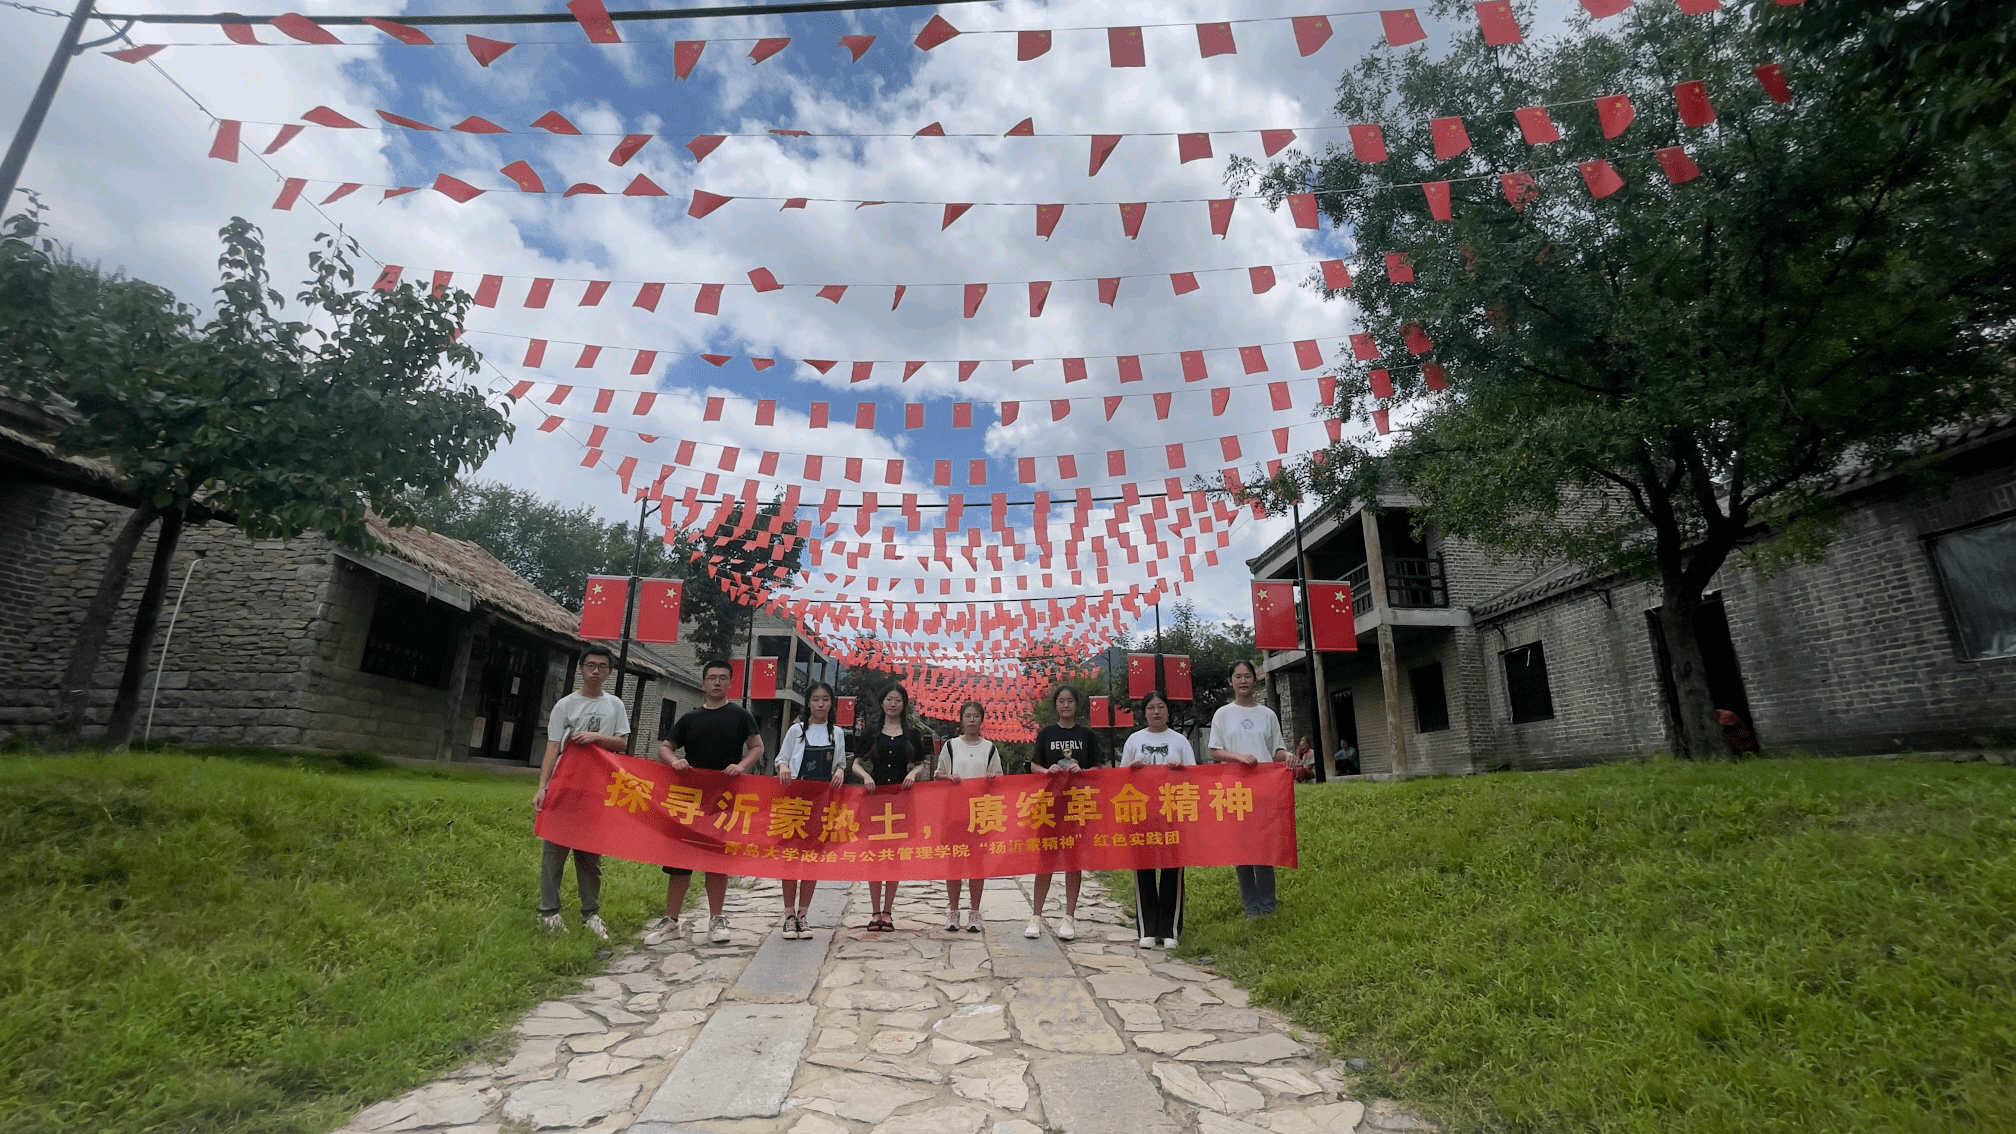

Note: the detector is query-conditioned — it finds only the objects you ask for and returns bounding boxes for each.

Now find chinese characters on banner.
[535,743,1297,881]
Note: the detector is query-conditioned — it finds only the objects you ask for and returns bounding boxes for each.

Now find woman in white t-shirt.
[1122,689,1196,948]
[936,700,1003,933]
[1206,659,1291,918]
[775,682,847,940]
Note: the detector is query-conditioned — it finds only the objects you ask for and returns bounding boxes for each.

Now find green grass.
[1173,756,2016,1134]
[0,749,671,1134]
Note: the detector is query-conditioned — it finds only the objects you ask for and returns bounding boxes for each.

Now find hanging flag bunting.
[1595,94,1635,138]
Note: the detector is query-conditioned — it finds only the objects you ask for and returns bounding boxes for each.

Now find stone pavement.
[335,877,1436,1134]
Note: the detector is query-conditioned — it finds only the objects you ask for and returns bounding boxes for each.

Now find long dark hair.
[862,683,925,764]
[1138,689,1173,725]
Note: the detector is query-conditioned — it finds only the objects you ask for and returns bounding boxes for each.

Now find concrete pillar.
[1361,509,1408,775]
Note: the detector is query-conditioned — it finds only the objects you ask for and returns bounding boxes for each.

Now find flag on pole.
[579,575,628,639]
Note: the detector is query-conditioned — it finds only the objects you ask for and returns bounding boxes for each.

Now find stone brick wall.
[1470,578,1673,770]
[0,489,331,747]
[1717,460,2016,752]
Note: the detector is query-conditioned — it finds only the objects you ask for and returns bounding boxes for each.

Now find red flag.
[634,579,682,642]
[1656,146,1702,184]
[1251,581,1298,650]
[1430,116,1470,159]
[1473,0,1524,45]
[1579,0,1634,16]
[1595,94,1635,138]
[1307,584,1358,651]
[726,659,747,700]
[750,658,779,699]
[1579,159,1625,199]
[836,696,856,728]
[1380,9,1427,46]
[1088,695,1111,728]
[1196,22,1236,57]
[1291,15,1332,55]
[1108,26,1145,67]
[1674,80,1716,127]
[1165,655,1194,700]
[1514,106,1560,144]
[579,575,629,639]
[1755,64,1792,104]
[1127,653,1154,699]
[1502,171,1538,210]
[1349,124,1388,163]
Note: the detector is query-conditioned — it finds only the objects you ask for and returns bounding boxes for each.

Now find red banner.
[535,743,1297,881]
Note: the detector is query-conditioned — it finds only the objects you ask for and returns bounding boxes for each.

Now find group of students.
[533,648,1291,950]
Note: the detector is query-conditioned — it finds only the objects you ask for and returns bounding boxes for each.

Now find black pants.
[1133,868,1185,941]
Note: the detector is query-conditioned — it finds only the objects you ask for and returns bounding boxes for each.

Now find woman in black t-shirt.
[850,683,929,932]
[1025,684,1101,942]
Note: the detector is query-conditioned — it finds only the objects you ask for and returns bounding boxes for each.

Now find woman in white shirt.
[776,682,846,940]
[936,700,1003,933]
[1206,659,1291,918]
[1122,689,1196,948]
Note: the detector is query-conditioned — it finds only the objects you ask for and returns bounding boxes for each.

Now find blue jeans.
[1235,865,1276,916]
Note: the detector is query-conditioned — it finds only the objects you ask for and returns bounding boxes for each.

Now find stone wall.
[1717,459,2016,752]
[1470,579,1673,770]
[300,555,475,761]
[0,486,331,747]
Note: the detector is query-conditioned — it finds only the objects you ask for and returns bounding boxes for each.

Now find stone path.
[335,877,1435,1134]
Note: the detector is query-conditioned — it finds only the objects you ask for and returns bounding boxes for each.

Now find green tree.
[1147,602,1259,725]
[1762,0,2016,143]
[1231,2,2013,758]
[1,202,511,747]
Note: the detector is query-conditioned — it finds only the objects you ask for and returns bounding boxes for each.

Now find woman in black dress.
[850,683,930,931]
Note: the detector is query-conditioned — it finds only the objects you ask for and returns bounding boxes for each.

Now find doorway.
[1330,687,1360,775]
[468,634,546,764]
[1646,593,1756,751]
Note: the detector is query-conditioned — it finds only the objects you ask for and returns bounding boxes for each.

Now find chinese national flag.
[633,578,682,642]
[726,659,747,699]
[1127,653,1155,699]
[1089,695,1111,727]
[749,657,778,699]
[835,696,857,728]
[1307,583,1358,652]
[578,575,628,639]
[1165,655,1194,700]
[1251,581,1299,650]
[1114,705,1136,727]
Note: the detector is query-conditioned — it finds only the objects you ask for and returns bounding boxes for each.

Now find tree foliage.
[1,201,513,745]
[1230,1,2014,757]
[404,480,803,664]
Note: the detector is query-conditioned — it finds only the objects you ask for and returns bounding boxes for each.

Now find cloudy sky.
[0,0,1515,652]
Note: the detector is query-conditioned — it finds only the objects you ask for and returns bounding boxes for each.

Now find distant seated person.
[1291,736,1316,782]
[1717,710,1759,756]
[1334,742,1360,776]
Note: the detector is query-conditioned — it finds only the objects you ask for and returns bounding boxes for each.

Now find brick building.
[0,422,850,765]
[1248,421,2016,775]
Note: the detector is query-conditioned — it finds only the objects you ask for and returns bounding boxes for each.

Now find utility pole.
[1361,507,1409,775]
[2,0,114,209]
[1290,500,1334,783]
[613,494,658,756]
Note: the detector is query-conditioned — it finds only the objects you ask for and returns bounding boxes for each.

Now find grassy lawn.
[0,748,669,1134]
[1172,756,2016,1134]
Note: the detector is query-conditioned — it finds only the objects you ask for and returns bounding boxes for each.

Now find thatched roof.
[362,513,670,679]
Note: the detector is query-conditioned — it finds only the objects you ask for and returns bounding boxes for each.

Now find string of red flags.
[368,258,1365,325]
[103,3,1597,65]
[223,64,1786,172]
[474,332,1375,388]
[251,138,1719,226]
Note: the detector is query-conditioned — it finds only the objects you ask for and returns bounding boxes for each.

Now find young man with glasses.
[531,646,631,938]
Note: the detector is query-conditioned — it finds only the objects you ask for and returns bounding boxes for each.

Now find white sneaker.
[539,913,566,932]
[1056,916,1076,941]
[709,916,732,943]
[584,914,609,940]
[1139,935,1157,949]
[1162,936,1179,949]
[1023,917,1043,939]
[641,915,681,945]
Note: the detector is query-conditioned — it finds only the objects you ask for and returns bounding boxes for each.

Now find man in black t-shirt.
[647,658,764,945]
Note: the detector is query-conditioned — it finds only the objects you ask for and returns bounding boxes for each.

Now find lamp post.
[1290,500,1334,783]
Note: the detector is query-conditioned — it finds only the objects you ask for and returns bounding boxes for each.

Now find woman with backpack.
[775,681,846,939]
[936,699,1003,932]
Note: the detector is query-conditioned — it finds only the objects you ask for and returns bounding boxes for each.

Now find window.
[757,635,792,658]
[359,579,456,686]
[658,699,679,740]
[1931,517,2016,659]
[1410,662,1449,733]
[1502,643,1556,723]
